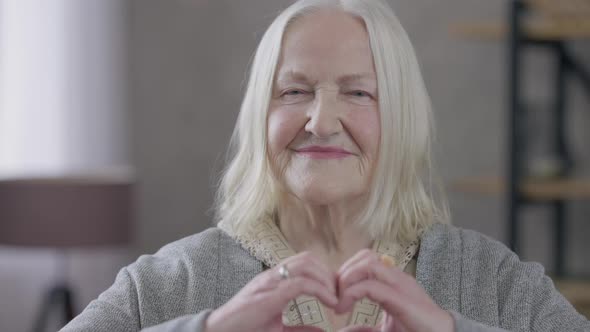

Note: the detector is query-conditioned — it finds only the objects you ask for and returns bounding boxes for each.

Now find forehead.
[276,9,375,81]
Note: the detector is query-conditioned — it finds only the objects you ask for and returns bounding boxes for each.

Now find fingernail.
[380,255,396,267]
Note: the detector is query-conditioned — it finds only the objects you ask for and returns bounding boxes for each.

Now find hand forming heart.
[205,249,455,332]
[332,249,454,332]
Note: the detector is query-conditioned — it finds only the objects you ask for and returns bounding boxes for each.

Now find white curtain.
[0,0,130,179]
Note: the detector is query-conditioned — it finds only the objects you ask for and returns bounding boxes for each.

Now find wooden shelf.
[451,176,590,200]
[554,278,590,318]
[450,0,590,40]
[555,279,590,306]
[450,18,590,40]
[528,0,590,17]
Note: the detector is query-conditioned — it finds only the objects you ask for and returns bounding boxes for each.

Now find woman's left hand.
[334,249,454,332]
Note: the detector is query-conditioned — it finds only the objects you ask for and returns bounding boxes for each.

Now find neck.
[276,194,373,270]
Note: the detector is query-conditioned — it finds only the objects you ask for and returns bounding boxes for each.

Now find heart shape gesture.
[205,250,454,332]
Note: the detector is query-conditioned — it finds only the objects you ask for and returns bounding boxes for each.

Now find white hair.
[215,0,449,244]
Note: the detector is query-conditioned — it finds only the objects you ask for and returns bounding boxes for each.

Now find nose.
[304,92,343,138]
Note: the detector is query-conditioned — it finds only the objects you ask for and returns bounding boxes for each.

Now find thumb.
[284,326,325,332]
[338,326,379,332]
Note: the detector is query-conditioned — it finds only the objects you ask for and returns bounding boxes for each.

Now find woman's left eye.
[349,91,371,98]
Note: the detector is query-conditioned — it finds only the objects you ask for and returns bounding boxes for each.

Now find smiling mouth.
[293,146,354,159]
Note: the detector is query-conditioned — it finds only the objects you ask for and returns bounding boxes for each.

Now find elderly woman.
[62,0,589,331]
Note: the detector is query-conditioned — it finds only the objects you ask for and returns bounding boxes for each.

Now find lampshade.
[0,175,134,247]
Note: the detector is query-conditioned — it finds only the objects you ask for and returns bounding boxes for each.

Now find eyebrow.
[337,72,376,85]
[275,70,376,85]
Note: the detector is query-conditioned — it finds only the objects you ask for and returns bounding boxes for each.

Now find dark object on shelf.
[0,175,134,332]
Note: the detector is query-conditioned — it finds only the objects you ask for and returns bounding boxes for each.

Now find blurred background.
[1,0,589,331]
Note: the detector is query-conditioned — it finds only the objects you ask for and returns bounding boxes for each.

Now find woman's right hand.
[204,251,338,332]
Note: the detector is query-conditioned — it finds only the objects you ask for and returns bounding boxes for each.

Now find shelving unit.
[450,0,590,277]
[452,176,590,200]
[450,19,590,40]
[555,278,590,318]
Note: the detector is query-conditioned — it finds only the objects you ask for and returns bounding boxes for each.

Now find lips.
[293,146,353,159]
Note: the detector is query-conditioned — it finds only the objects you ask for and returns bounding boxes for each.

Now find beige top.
[229,217,421,331]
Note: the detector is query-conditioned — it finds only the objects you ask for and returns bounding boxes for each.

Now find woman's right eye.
[278,90,313,104]
[282,89,306,96]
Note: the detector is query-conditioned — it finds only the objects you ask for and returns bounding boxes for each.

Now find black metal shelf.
[508,0,590,277]
[450,0,590,277]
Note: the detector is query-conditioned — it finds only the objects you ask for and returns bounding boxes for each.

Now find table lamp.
[0,175,134,331]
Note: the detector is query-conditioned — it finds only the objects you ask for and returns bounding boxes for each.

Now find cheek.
[267,110,305,156]
[346,109,380,158]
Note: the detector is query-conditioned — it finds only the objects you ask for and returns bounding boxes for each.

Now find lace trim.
[218,216,293,267]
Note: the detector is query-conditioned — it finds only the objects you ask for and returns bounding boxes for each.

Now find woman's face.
[268,10,380,205]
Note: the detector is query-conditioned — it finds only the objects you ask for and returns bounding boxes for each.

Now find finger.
[338,255,411,293]
[380,313,397,331]
[338,268,445,331]
[269,276,339,309]
[254,252,336,295]
[338,253,379,293]
[281,252,337,293]
[335,279,412,317]
[338,253,389,297]
[338,325,379,332]
[337,249,374,276]
[284,326,326,332]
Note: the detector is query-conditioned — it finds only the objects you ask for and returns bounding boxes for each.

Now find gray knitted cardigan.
[61,223,590,332]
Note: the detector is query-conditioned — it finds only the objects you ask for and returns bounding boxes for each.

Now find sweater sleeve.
[59,228,227,332]
[492,239,590,331]
[140,310,214,332]
[59,267,140,332]
[449,310,509,332]
[59,263,214,332]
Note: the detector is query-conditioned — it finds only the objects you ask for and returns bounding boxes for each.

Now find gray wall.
[2,1,589,331]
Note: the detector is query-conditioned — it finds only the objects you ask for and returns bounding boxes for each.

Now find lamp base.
[32,283,75,332]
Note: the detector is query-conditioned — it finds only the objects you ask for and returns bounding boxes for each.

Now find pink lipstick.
[294,146,353,159]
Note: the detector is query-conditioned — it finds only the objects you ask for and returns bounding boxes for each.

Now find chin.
[291,182,358,206]
[298,190,340,205]
[282,168,368,205]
